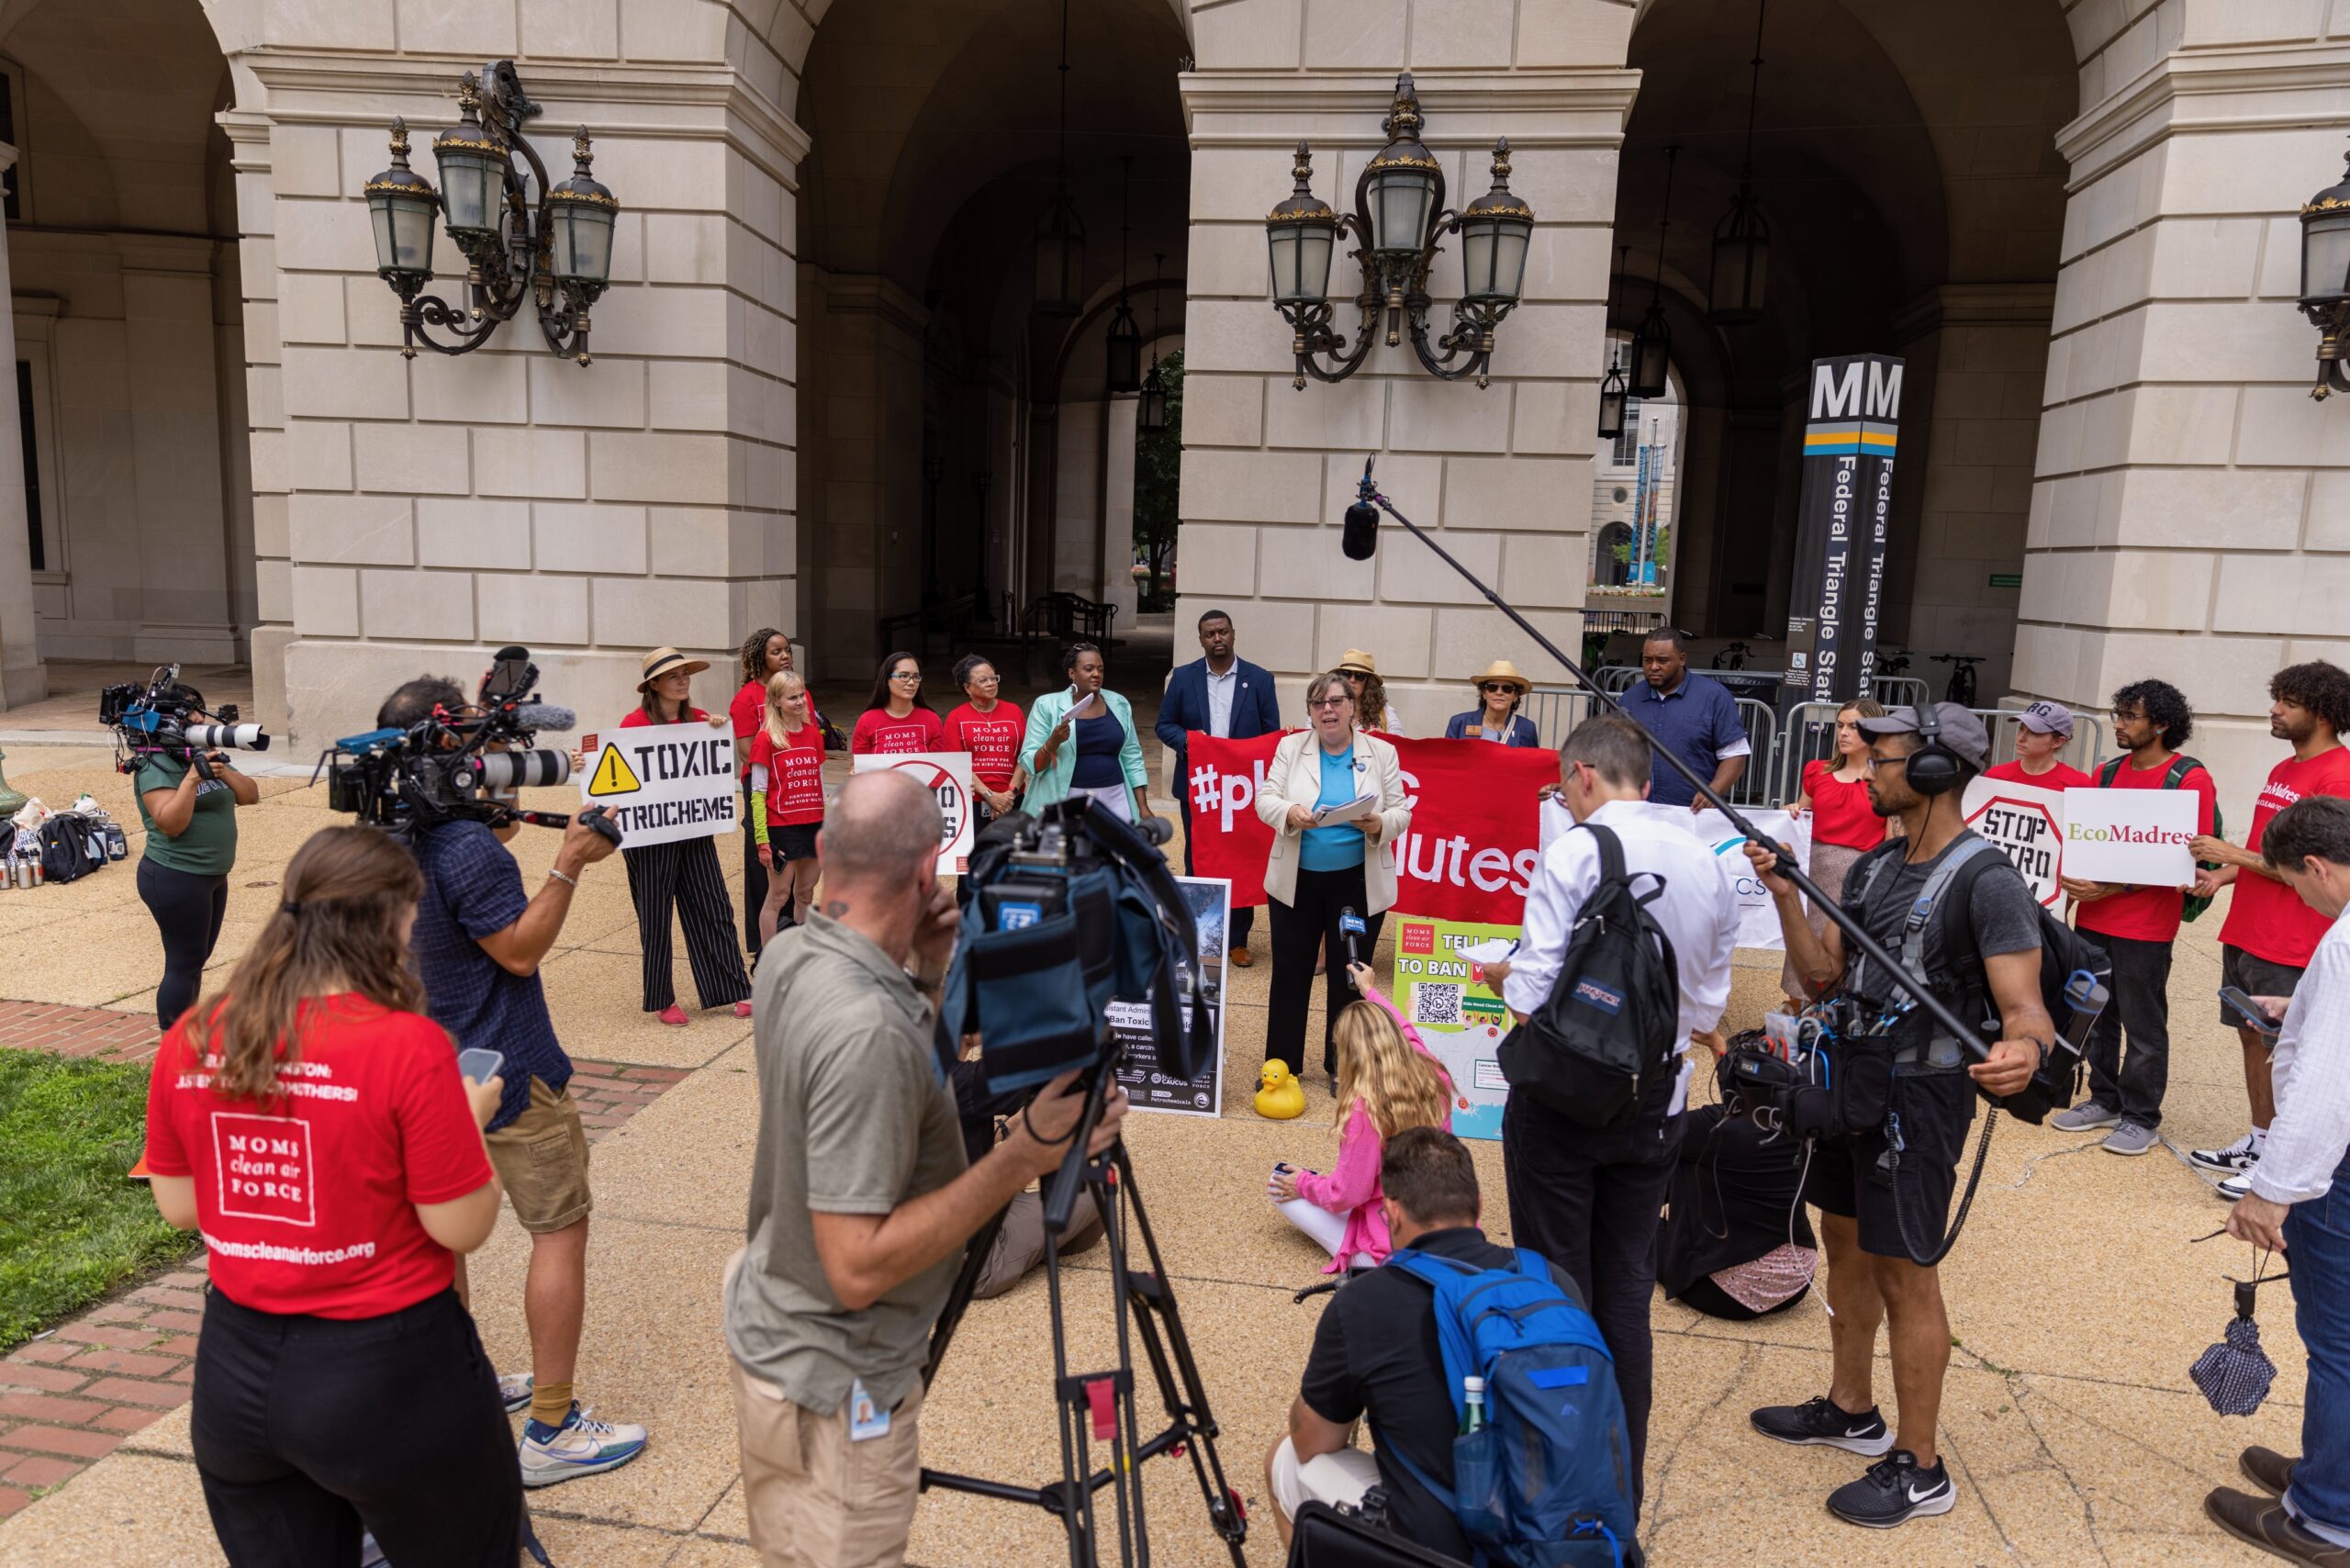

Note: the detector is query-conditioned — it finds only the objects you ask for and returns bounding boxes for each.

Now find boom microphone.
[511,703,576,733]
[1341,455,1380,560]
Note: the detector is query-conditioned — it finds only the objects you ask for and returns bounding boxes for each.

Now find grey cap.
[2016,699,2074,735]
[1859,702,1990,770]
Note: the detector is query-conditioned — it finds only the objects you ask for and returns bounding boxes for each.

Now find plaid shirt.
[409,820,570,1132]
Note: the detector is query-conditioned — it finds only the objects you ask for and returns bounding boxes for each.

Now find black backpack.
[37,812,106,884]
[1497,823,1680,1130]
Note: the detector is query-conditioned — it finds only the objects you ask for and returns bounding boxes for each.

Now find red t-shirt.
[142,996,492,1320]
[620,705,709,728]
[1800,760,1884,851]
[945,701,1025,791]
[1984,760,2093,790]
[2221,745,2350,966]
[748,723,826,825]
[730,681,765,739]
[2074,754,2216,945]
[852,708,946,756]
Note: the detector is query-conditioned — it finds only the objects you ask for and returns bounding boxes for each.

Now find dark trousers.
[191,1287,521,1568]
[740,787,769,959]
[623,836,753,1012]
[1502,1069,1683,1518]
[138,857,229,1031]
[1177,785,1253,949]
[2087,932,2174,1128]
[1265,863,1382,1076]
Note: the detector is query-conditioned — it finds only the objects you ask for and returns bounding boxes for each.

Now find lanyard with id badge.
[847,1378,890,1441]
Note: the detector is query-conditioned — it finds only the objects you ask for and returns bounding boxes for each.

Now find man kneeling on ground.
[1265,1126,1588,1556]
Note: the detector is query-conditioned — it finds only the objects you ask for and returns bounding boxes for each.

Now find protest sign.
[850,751,975,874]
[577,722,737,849]
[1183,731,1282,905]
[1688,809,1810,950]
[2062,787,2198,886]
[1114,877,1229,1117]
[1963,777,2066,906]
[1392,913,1517,1141]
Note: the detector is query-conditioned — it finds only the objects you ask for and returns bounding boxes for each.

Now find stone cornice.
[813,272,929,339]
[1892,281,2059,342]
[2058,41,2350,187]
[246,51,811,185]
[1181,69,1643,146]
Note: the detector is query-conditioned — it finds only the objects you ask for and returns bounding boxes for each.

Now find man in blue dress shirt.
[1158,609,1281,961]
[1620,628,1750,808]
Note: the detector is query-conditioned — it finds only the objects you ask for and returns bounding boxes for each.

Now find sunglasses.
[1480,682,1518,694]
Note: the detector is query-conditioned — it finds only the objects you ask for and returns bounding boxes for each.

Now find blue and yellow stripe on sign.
[1803,420,1898,457]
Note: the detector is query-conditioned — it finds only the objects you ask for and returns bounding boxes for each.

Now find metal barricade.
[1730,698,1777,807]
[1592,665,1643,695]
[1521,686,1596,750]
[1774,700,2110,805]
[1873,675,1930,710]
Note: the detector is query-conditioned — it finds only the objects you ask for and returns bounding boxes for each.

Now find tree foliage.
[1132,350,1183,611]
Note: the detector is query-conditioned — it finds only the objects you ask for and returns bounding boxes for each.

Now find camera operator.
[724,769,1127,1566]
[133,729,259,1031]
[375,676,648,1488]
[1741,703,2052,1530]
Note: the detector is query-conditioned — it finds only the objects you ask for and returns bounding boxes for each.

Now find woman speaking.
[142,825,520,1565]
[1021,642,1152,823]
[1257,672,1412,1083]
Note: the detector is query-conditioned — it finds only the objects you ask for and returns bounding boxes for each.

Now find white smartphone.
[457,1047,505,1085]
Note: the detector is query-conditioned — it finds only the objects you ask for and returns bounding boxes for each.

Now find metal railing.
[1772,702,2109,807]
[1518,687,1778,807]
[1591,665,1929,711]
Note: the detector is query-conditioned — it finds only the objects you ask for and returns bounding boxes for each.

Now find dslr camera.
[102,665,269,779]
[315,645,614,845]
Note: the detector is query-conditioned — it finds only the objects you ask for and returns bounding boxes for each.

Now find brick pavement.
[0,999,689,1516]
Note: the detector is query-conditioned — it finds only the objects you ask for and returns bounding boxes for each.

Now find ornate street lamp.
[1627,145,1679,399]
[1707,0,1771,326]
[359,62,618,363]
[1263,73,1537,390]
[1033,0,1086,317]
[1106,155,1142,393]
[2300,140,2350,398]
[1138,252,1170,431]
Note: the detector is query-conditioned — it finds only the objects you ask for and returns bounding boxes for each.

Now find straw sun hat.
[1472,659,1532,694]
[636,646,710,691]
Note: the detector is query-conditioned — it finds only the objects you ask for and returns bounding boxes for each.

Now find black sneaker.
[1827,1450,1956,1529]
[1751,1394,1895,1457]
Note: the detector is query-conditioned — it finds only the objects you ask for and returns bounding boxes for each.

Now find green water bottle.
[1460,1375,1486,1436]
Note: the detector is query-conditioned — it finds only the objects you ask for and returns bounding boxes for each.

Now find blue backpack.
[1380,1249,1639,1568]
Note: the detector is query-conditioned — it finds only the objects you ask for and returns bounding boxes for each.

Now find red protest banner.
[1181,731,1553,924]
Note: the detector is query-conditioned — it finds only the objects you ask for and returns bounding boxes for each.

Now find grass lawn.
[0,1051,194,1351]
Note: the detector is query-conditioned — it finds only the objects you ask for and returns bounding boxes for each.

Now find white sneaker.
[2192,1133,2261,1175]
[498,1372,533,1415]
[520,1403,648,1487]
[2218,1163,2258,1202]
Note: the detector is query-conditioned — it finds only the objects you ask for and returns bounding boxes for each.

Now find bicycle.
[1931,653,1984,707]
[1878,645,1913,678]
[1710,640,1750,671]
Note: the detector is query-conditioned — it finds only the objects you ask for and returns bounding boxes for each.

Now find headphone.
[1904,701,1967,798]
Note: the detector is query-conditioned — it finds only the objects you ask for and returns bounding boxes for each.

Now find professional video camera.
[102,665,270,779]
[313,645,616,845]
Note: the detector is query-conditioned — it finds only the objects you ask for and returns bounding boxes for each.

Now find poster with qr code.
[1392,914,1520,1141]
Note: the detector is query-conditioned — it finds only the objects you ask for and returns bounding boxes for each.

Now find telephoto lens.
[469,749,571,791]
[181,722,270,751]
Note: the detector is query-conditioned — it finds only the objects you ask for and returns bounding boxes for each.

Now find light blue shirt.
[1299,743,1368,872]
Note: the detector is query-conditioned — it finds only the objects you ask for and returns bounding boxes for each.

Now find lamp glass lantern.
[1364,76,1440,257]
[432,110,507,244]
[1707,183,1769,325]
[1597,353,1628,440]
[2301,155,2350,312]
[1266,144,1339,307]
[1628,305,1672,399]
[544,132,618,286]
[1106,302,1142,393]
[1458,140,1532,308]
[364,120,438,284]
[1137,367,1168,431]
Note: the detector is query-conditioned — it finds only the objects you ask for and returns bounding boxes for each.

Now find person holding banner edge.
[1257,672,1412,1087]
[1624,629,1749,809]
[2051,680,2213,1155]
[615,648,754,1027]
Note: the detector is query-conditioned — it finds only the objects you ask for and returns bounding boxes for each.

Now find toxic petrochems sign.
[1783,353,1901,712]
[577,722,740,848]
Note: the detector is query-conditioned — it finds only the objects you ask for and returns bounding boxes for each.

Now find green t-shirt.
[133,754,239,876]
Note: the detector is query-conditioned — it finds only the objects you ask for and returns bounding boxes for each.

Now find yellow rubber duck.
[1254,1060,1306,1120]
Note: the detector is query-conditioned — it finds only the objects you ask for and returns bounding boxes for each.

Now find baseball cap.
[1858,702,1990,770]
[2017,700,2074,736]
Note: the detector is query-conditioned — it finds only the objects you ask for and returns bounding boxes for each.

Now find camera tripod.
[919,1068,1248,1568]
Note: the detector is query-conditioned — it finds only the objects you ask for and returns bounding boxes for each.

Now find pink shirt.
[1292,981,1454,1273]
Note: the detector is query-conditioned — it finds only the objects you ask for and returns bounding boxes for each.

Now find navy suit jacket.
[1443,711,1540,747]
[1157,657,1281,775]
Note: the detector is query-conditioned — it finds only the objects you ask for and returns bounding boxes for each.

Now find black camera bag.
[37,813,105,884]
[1496,823,1681,1130]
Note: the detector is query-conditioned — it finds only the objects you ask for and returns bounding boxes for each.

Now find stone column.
[1179,5,1636,732]
[250,2,804,751]
[2019,3,2350,809]
[1102,393,1140,627]
[0,144,44,708]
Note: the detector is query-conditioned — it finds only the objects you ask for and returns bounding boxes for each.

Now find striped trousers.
[622,836,753,1012]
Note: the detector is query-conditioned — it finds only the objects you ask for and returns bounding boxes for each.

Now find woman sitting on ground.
[1268,964,1454,1271]
[1444,660,1540,746]
[143,825,522,1566]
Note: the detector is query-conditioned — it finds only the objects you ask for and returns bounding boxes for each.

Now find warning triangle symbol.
[588,743,641,797]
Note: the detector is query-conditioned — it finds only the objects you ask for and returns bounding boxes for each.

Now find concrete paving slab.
[539,946,755,1070]
[0,1453,219,1568]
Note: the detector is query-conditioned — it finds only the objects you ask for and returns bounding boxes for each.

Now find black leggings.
[1265,863,1385,1077]
[138,857,228,1031]
[191,1286,521,1567]
[740,787,770,958]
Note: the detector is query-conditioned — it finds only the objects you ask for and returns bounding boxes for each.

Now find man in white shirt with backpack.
[1487,711,1738,1519]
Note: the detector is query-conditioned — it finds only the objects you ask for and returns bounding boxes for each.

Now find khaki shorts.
[730,1355,923,1568]
[483,1076,592,1234]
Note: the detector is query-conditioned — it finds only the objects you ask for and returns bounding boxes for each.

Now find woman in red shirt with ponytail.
[1784,697,1896,1007]
[144,825,521,1567]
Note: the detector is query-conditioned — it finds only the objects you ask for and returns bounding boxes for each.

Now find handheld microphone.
[1341,454,1380,560]
[1338,906,1367,979]
[511,703,576,733]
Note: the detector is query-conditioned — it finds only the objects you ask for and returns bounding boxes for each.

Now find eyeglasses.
[1309,696,1351,710]
[1863,754,1908,773]
[890,670,922,682]
[2109,709,2140,722]
[1480,682,1518,694]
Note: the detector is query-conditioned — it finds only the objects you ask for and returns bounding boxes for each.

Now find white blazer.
[1255,729,1413,913]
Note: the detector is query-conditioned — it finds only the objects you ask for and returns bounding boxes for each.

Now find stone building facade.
[0,0,2340,813]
